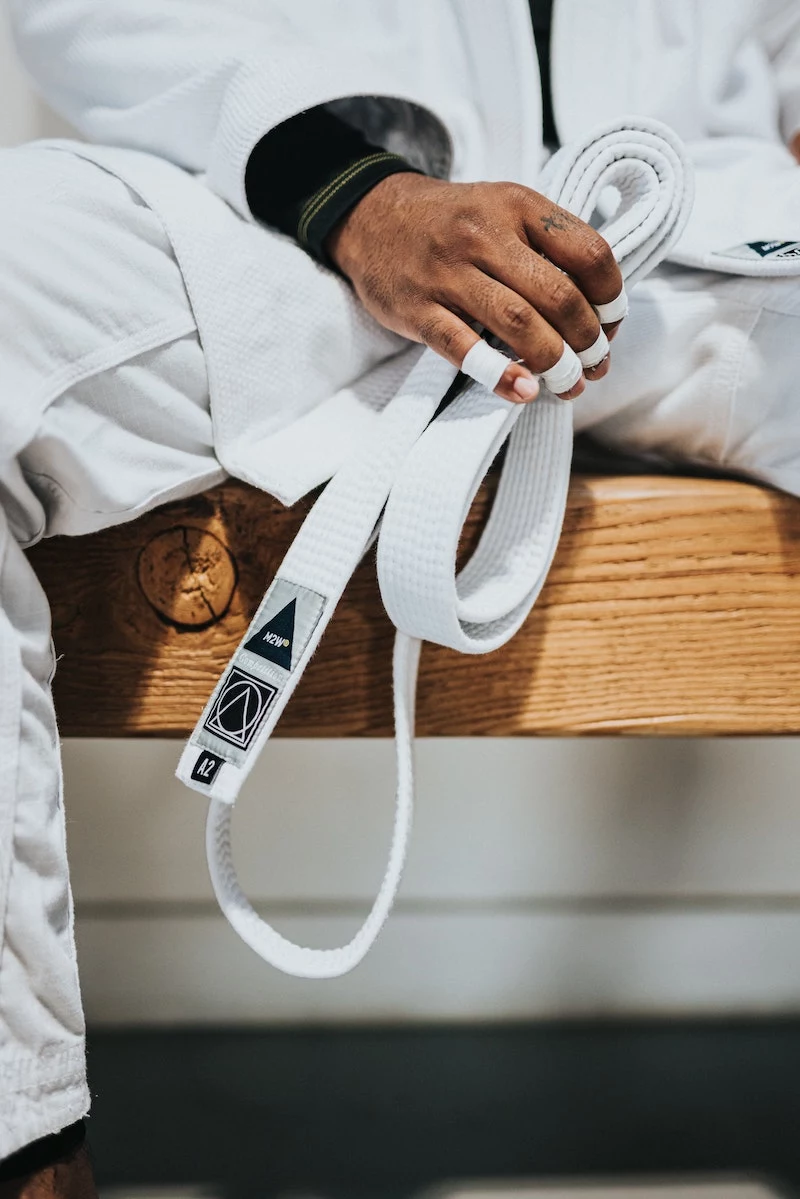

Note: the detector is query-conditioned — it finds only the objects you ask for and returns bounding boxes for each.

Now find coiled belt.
[177,117,694,978]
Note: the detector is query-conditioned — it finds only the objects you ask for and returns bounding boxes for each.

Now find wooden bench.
[27,469,800,738]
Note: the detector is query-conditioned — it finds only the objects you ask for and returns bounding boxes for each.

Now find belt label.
[194,578,327,766]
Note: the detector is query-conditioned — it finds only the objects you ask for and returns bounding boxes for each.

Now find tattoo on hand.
[541,210,569,233]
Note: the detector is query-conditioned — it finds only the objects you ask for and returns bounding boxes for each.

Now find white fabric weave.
[9,0,800,507]
[176,117,694,978]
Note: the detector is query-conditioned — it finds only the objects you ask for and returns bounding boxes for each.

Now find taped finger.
[461,339,512,392]
[540,343,583,395]
[577,329,610,370]
[595,286,629,324]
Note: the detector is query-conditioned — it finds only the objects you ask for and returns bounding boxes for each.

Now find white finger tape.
[461,340,510,392]
[540,344,583,394]
[577,330,610,370]
[595,287,628,324]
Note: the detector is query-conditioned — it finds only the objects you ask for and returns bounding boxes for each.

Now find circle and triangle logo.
[204,667,277,749]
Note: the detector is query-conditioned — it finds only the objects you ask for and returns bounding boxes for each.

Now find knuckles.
[424,229,458,267]
[424,203,494,264]
[418,313,460,359]
[549,277,584,320]
[500,299,534,336]
[496,181,531,208]
[577,233,616,277]
[451,206,491,252]
[415,313,442,348]
[437,323,464,358]
[420,183,541,266]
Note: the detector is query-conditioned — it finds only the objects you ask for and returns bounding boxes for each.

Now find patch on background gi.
[713,240,800,263]
[203,667,278,750]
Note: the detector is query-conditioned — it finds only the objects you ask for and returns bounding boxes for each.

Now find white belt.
[177,117,694,979]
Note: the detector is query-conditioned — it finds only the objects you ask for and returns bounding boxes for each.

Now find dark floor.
[85,1021,800,1199]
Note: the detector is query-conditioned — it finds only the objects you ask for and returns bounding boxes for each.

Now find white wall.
[65,736,800,1024]
[0,16,73,143]
[4,12,800,1025]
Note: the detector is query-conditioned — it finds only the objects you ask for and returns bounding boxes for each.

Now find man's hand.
[791,131,800,164]
[327,172,624,403]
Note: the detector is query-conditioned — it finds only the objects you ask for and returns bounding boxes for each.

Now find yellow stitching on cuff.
[297,152,399,243]
[297,152,405,245]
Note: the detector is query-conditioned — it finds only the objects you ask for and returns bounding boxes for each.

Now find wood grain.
[27,474,800,737]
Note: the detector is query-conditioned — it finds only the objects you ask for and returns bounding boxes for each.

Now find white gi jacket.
[8,0,800,503]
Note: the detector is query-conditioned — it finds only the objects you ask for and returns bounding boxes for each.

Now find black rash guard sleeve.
[245,106,421,264]
[0,1120,86,1183]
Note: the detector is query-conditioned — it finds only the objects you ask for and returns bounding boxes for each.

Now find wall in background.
[4,13,800,1025]
[66,736,800,1025]
[0,16,72,143]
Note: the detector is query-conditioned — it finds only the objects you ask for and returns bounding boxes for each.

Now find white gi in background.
[1,0,799,1158]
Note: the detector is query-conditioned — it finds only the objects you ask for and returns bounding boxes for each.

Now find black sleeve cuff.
[245,106,422,264]
[0,1120,86,1182]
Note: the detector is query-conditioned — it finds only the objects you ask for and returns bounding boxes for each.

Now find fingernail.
[512,375,539,401]
[563,379,585,400]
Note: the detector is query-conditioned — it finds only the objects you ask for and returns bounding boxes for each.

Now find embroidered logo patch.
[240,579,327,678]
[244,599,296,670]
[204,667,277,750]
[714,239,800,263]
[191,749,225,785]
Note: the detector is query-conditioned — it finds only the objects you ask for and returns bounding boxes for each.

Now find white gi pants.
[0,143,798,1159]
[0,146,224,1158]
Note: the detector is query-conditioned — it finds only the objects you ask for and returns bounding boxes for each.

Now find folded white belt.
[177,117,694,979]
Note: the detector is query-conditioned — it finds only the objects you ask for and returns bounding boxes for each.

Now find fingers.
[473,239,611,379]
[455,270,590,398]
[517,188,625,317]
[417,307,540,403]
[377,181,632,404]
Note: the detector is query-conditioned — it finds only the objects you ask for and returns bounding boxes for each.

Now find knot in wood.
[137,526,237,630]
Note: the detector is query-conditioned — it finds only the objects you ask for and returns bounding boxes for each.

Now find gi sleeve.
[7,0,451,221]
[761,0,800,146]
